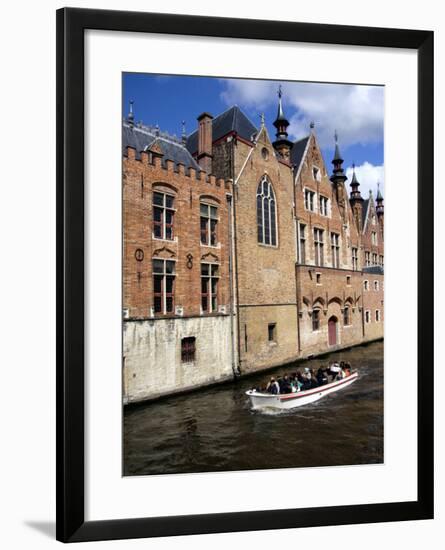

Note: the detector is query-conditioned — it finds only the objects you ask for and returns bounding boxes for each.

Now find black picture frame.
[56,7,434,543]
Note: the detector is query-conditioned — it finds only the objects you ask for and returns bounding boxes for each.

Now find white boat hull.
[246,372,358,410]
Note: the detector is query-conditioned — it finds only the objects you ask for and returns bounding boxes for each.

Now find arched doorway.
[328,316,338,346]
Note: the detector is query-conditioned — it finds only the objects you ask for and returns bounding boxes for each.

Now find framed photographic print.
[56,7,434,542]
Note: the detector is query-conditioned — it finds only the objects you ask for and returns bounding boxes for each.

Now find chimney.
[197,112,213,173]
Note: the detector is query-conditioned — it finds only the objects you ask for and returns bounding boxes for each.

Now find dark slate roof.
[363,265,384,275]
[123,121,200,170]
[290,136,309,169]
[186,105,258,154]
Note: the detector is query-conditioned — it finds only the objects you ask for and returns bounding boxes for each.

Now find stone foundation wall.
[123,315,233,403]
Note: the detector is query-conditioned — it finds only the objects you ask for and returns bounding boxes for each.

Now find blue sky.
[123,73,384,197]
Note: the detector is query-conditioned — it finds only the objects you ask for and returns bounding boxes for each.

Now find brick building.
[122,91,384,404]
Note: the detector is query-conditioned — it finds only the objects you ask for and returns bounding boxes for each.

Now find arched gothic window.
[256,176,277,246]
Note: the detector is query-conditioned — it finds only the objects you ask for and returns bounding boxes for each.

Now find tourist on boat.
[280,374,293,394]
[316,367,327,386]
[344,363,352,377]
[266,377,280,395]
[308,369,318,388]
[329,362,341,381]
[292,372,303,392]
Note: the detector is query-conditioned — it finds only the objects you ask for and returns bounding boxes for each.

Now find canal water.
[123,340,383,476]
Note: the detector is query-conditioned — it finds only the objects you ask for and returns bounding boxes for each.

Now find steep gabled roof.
[123,122,200,170]
[290,136,310,169]
[186,105,258,154]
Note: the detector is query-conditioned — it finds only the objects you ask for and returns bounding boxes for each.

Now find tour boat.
[245,371,358,410]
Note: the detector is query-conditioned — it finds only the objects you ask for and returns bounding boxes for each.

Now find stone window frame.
[200,200,219,247]
[374,280,380,291]
[298,222,306,264]
[256,175,278,247]
[316,272,322,285]
[365,309,371,324]
[346,275,351,286]
[375,309,381,322]
[311,307,322,332]
[314,227,324,267]
[268,322,277,343]
[364,279,369,291]
[181,336,196,363]
[304,187,316,213]
[330,231,340,268]
[343,305,352,327]
[319,194,329,217]
[200,262,220,314]
[152,186,177,242]
[152,258,176,315]
[352,247,359,271]
[365,250,371,267]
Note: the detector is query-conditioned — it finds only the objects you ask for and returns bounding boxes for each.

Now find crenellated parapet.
[124,146,231,190]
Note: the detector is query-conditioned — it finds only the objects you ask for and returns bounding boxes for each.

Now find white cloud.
[345,162,384,198]
[220,79,276,110]
[220,79,384,150]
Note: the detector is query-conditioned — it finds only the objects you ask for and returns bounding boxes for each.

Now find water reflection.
[124,341,383,476]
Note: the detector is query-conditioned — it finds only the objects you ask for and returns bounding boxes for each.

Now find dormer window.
[312,166,321,181]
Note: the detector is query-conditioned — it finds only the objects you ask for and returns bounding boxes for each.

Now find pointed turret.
[181,120,187,145]
[330,130,347,185]
[330,132,348,221]
[349,163,364,231]
[376,182,384,240]
[272,85,293,160]
[349,163,363,202]
[376,182,384,215]
[127,100,135,128]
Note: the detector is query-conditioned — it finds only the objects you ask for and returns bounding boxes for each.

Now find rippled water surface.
[124,341,383,476]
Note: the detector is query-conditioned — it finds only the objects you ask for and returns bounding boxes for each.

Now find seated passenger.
[283,375,293,394]
[266,377,280,395]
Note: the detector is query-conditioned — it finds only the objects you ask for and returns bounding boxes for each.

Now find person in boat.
[316,367,327,386]
[280,374,293,394]
[300,370,312,391]
[292,372,303,392]
[344,363,351,377]
[329,362,341,381]
[266,377,280,395]
[309,369,319,388]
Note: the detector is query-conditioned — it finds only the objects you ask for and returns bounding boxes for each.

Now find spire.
[127,100,134,127]
[181,120,187,145]
[376,182,384,216]
[376,181,383,201]
[275,85,286,122]
[349,163,363,201]
[272,85,293,159]
[260,112,265,128]
[330,131,347,185]
[333,130,343,163]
